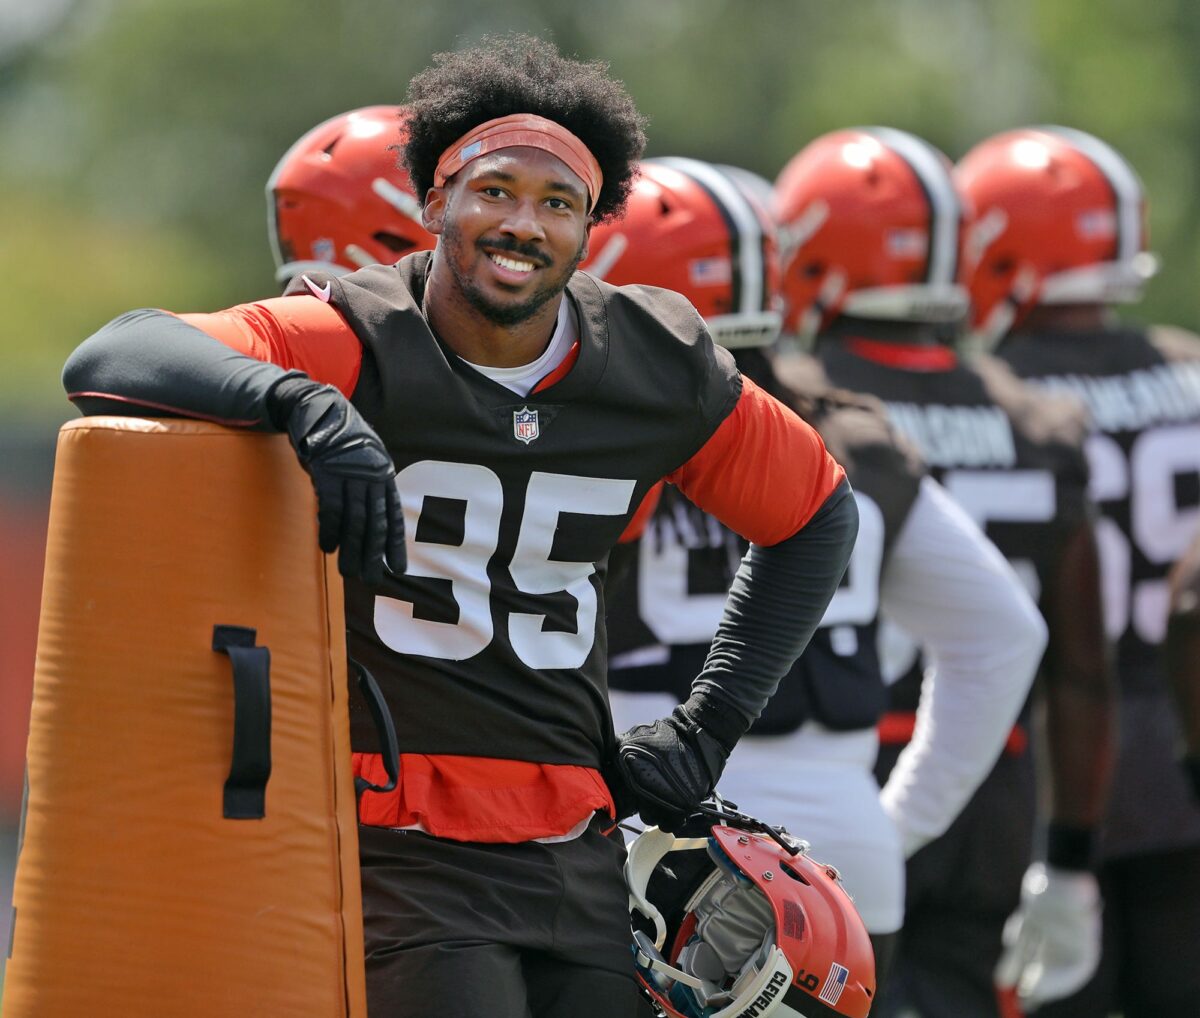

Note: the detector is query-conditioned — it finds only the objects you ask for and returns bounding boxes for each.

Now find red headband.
[433,114,603,213]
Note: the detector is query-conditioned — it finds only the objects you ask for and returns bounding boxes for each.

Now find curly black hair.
[402,34,647,224]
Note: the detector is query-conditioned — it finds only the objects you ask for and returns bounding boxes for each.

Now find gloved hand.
[267,376,405,584]
[614,693,743,832]
[994,862,1102,1010]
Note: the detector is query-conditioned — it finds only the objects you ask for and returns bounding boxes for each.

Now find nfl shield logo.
[513,406,540,444]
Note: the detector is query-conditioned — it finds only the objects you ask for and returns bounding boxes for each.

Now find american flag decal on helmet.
[513,407,540,444]
[819,962,850,1005]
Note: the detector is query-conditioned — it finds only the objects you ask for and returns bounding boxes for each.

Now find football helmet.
[581,158,783,348]
[626,807,875,1018]
[267,105,434,286]
[772,128,969,340]
[955,126,1156,344]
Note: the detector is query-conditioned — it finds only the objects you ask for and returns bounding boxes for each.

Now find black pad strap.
[350,658,400,795]
[213,625,272,819]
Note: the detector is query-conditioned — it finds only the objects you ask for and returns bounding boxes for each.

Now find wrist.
[1046,822,1096,872]
[678,691,751,755]
[264,373,318,430]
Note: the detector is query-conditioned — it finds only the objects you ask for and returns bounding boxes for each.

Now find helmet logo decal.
[885,228,928,259]
[1076,208,1117,241]
[688,257,732,286]
[312,238,336,265]
[819,962,850,1006]
[513,407,540,444]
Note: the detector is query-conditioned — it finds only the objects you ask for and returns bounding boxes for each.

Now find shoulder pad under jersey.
[975,353,1092,448]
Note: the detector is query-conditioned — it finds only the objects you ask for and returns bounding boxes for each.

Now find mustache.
[477,236,553,268]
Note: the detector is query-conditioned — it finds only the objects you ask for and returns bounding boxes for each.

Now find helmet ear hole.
[373,231,417,254]
[781,860,811,885]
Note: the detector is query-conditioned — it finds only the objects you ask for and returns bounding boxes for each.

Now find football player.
[591,157,1046,999]
[59,35,858,1018]
[958,126,1200,1018]
[1167,528,1200,808]
[774,127,1116,1018]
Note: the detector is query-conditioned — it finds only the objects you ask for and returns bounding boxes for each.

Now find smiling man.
[61,35,858,1018]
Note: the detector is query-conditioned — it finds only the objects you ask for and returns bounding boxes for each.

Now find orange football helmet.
[772,128,969,340]
[581,158,783,348]
[626,810,876,1018]
[267,106,434,286]
[955,126,1155,344]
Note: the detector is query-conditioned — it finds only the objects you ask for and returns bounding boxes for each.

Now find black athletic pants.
[358,821,642,1018]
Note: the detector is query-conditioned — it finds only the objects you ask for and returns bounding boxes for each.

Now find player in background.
[267,105,435,289]
[774,127,1116,1018]
[1167,529,1200,810]
[958,126,1200,1018]
[591,157,1046,997]
[60,36,859,1018]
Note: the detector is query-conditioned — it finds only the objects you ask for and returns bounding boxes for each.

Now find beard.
[440,214,586,327]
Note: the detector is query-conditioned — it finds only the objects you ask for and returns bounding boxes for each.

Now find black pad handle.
[350,658,400,795]
[213,625,272,819]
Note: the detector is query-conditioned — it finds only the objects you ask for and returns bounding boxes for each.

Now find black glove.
[267,376,405,584]
[615,692,747,832]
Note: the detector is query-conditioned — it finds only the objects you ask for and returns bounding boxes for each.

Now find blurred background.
[3,0,1200,979]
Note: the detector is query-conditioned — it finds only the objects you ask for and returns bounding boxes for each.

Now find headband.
[433,113,603,213]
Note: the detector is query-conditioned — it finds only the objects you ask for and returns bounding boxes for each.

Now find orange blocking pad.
[4,418,366,1018]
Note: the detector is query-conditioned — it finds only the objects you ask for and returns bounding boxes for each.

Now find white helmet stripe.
[1041,125,1144,263]
[652,156,766,317]
[865,127,961,288]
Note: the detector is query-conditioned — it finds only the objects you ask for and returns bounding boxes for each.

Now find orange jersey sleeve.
[177,295,363,398]
[667,376,845,546]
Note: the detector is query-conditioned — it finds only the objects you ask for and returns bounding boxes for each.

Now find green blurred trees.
[3,0,1199,424]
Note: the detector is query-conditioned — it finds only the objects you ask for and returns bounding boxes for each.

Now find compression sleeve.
[63,308,295,427]
[63,297,361,425]
[658,376,856,736]
[878,477,1047,857]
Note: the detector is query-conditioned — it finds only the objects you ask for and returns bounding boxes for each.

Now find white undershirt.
[459,297,576,396]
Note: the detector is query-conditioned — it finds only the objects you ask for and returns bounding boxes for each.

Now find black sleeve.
[62,309,301,429]
[687,478,859,743]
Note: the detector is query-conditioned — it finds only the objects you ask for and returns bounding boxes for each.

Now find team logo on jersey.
[513,406,540,444]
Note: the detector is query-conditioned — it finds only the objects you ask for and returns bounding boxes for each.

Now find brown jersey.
[998,324,1200,857]
[176,253,845,775]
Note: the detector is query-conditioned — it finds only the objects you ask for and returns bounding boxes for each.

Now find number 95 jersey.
[293,253,842,772]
